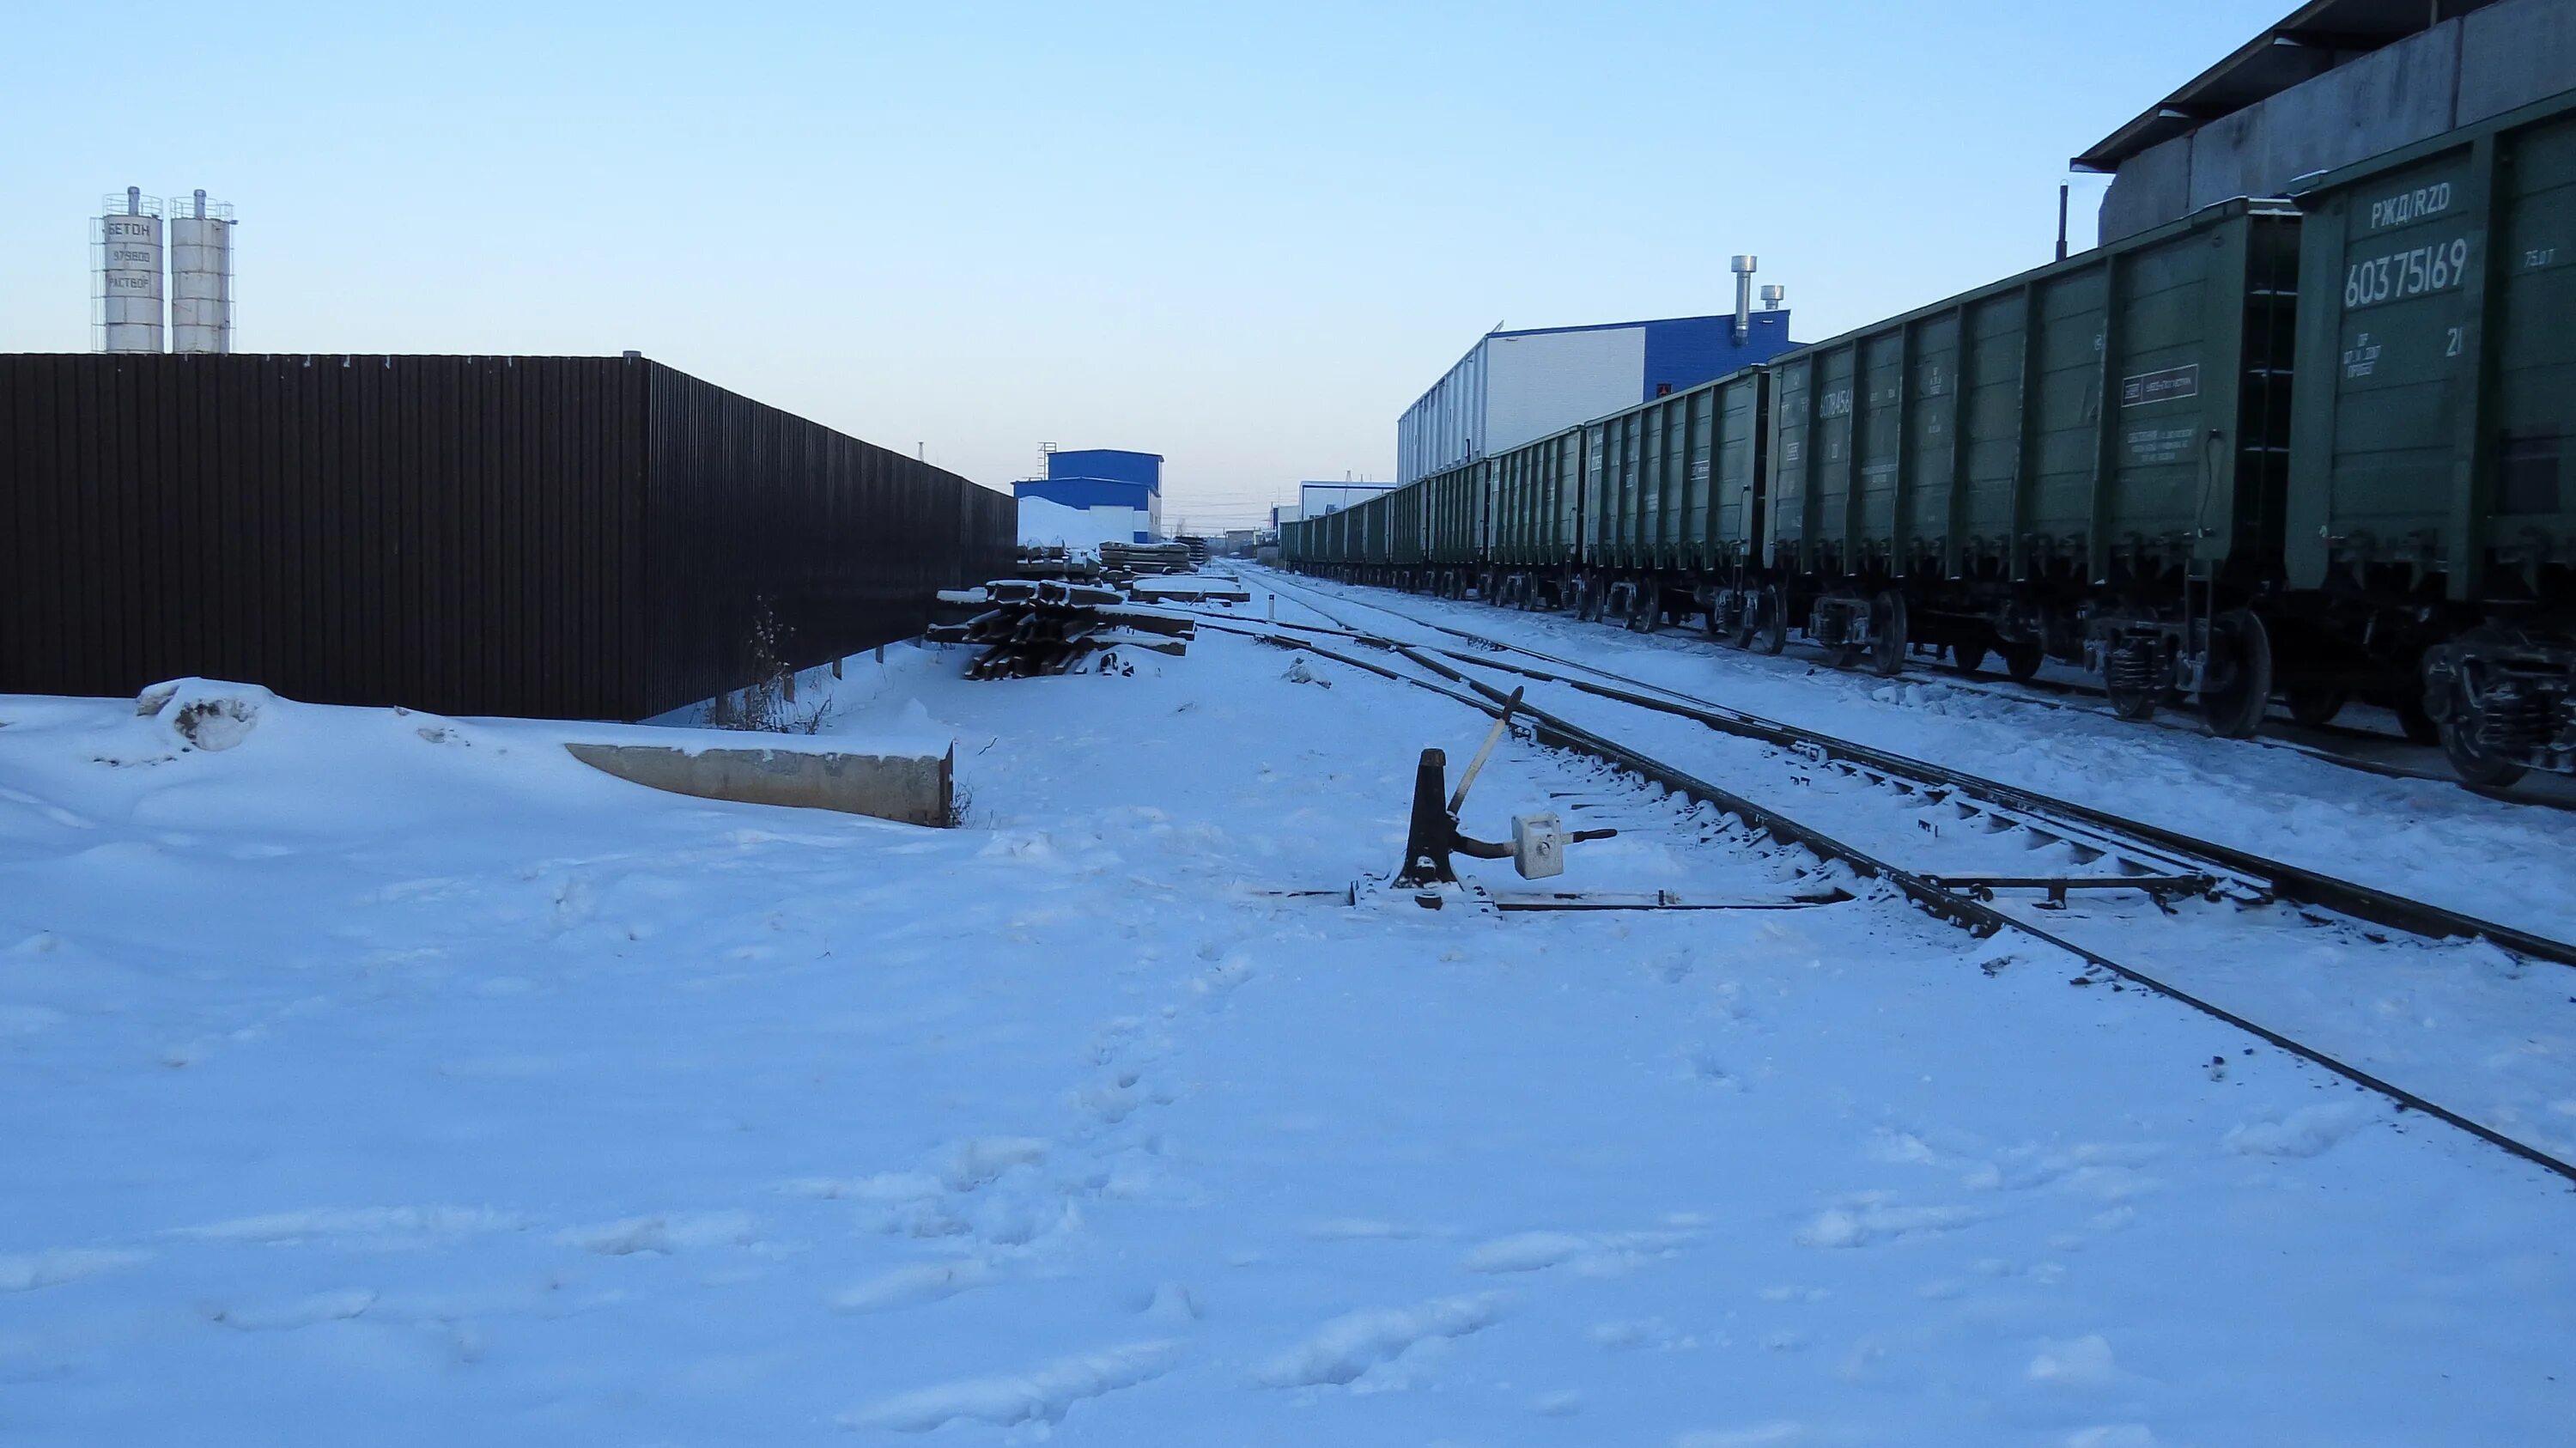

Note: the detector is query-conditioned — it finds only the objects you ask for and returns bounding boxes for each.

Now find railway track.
[1196,566,2576,1189]
[1314,581,2576,807]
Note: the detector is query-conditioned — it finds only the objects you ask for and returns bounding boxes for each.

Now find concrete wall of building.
[2099,134,2193,244]
[1018,497,1148,549]
[2461,0,2576,122]
[1397,340,1488,487]
[2099,0,2576,243]
[1484,325,1645,464]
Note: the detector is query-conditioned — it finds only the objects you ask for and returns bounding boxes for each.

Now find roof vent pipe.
[1760,283,1785,311]
[1730,255,1757,344]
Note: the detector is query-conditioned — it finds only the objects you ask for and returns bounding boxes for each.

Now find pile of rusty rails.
[929,580,1196,678]
[1100,540,1195,576]
[1011,546,1112,583]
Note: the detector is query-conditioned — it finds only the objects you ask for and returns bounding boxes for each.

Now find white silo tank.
[96,187,165,354]
[168,189,235,355]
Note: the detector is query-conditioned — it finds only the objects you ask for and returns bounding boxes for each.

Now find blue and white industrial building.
[1396,260,1796,485]
[1013,447,1163,549]
[1297,481,1393,519]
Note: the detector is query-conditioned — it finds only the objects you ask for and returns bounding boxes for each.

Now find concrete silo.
[167,189,236,354]
[95,187,165,354]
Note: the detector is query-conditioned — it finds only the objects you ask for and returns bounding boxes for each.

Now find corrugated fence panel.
[635,362,1007,720]
[1,353,1010,721]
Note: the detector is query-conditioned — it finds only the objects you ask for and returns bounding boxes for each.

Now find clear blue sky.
[1,1,2281,530]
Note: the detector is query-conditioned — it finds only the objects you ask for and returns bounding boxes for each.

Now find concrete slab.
[565,740,954,826]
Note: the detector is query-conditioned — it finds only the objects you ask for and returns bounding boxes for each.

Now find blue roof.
[1405,310,1799,417]
[1047,448,1163,492]
[1489,310,1770,340]
[1015,478,1152,510]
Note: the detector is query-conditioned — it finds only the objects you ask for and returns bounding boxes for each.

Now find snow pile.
[2,608,2572,1443]
[136,678,270,752]
[2223,1103,2367,1159]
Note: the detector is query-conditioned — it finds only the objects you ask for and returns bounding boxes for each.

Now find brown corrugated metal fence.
[0,352,1015,721]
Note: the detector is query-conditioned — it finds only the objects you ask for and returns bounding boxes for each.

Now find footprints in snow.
[0,1247,148,1294]
[842,1338,1183,1433]
[1254,1292,1509,1389]
[832,1260,990,1313]
[557,1211,756,1256]
[1461,1226,1698,1275]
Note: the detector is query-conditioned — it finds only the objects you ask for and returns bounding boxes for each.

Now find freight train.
[1283,88,2576,789]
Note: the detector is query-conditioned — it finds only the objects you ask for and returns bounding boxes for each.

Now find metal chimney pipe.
[126,186,141,216]
[1730,255,1758,344]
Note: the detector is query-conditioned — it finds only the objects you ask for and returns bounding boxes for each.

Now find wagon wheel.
[1947,642,1990,675]
[2443,718,2530,788]
[2197,609,2274,740]
[2000,636,2045,683]
[2284,687,2347,729]
[1868,591,1909,678]
[1751,586,1789,655]
[2433,626,2530,788]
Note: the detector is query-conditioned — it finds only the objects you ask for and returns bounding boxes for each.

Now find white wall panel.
[1485,326,1644,458]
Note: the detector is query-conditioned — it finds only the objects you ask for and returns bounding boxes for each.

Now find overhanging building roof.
[2073,0,2502,173]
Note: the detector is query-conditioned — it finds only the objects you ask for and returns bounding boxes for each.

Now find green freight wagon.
[1466,369,1769,625]
[2287,88,2576,786]
[1317,505,1348,576]
[1491,428,1585,581]
[1763,199,2300,732]
[1358,490,1388,571]
[1578,366,1769,575]
[1384,479,1429,578]
[1620,368,1772,639]
[1424,459,1490,595]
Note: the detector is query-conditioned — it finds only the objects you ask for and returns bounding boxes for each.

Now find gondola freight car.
[1287,92,2576,786]
[1752,197,2301,737]
[2286,88,2576,785]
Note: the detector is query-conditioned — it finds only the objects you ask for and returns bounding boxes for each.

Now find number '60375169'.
[2343,236,2470,309]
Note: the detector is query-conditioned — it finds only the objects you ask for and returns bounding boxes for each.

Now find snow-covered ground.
[1247,568,2576,946]
[3,628,2573,1445]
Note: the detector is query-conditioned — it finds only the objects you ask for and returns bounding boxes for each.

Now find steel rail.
[1272,570,2576,808]
[1246,570,2576,970]
[1200,593,2576,1188]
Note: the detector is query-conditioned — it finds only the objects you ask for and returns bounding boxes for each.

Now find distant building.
[1396,307,1796,485]
[1297,481,1392,517]
[2078,0,2575,244]
[1271,503,1303,530]
[1014,447,1163,549]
